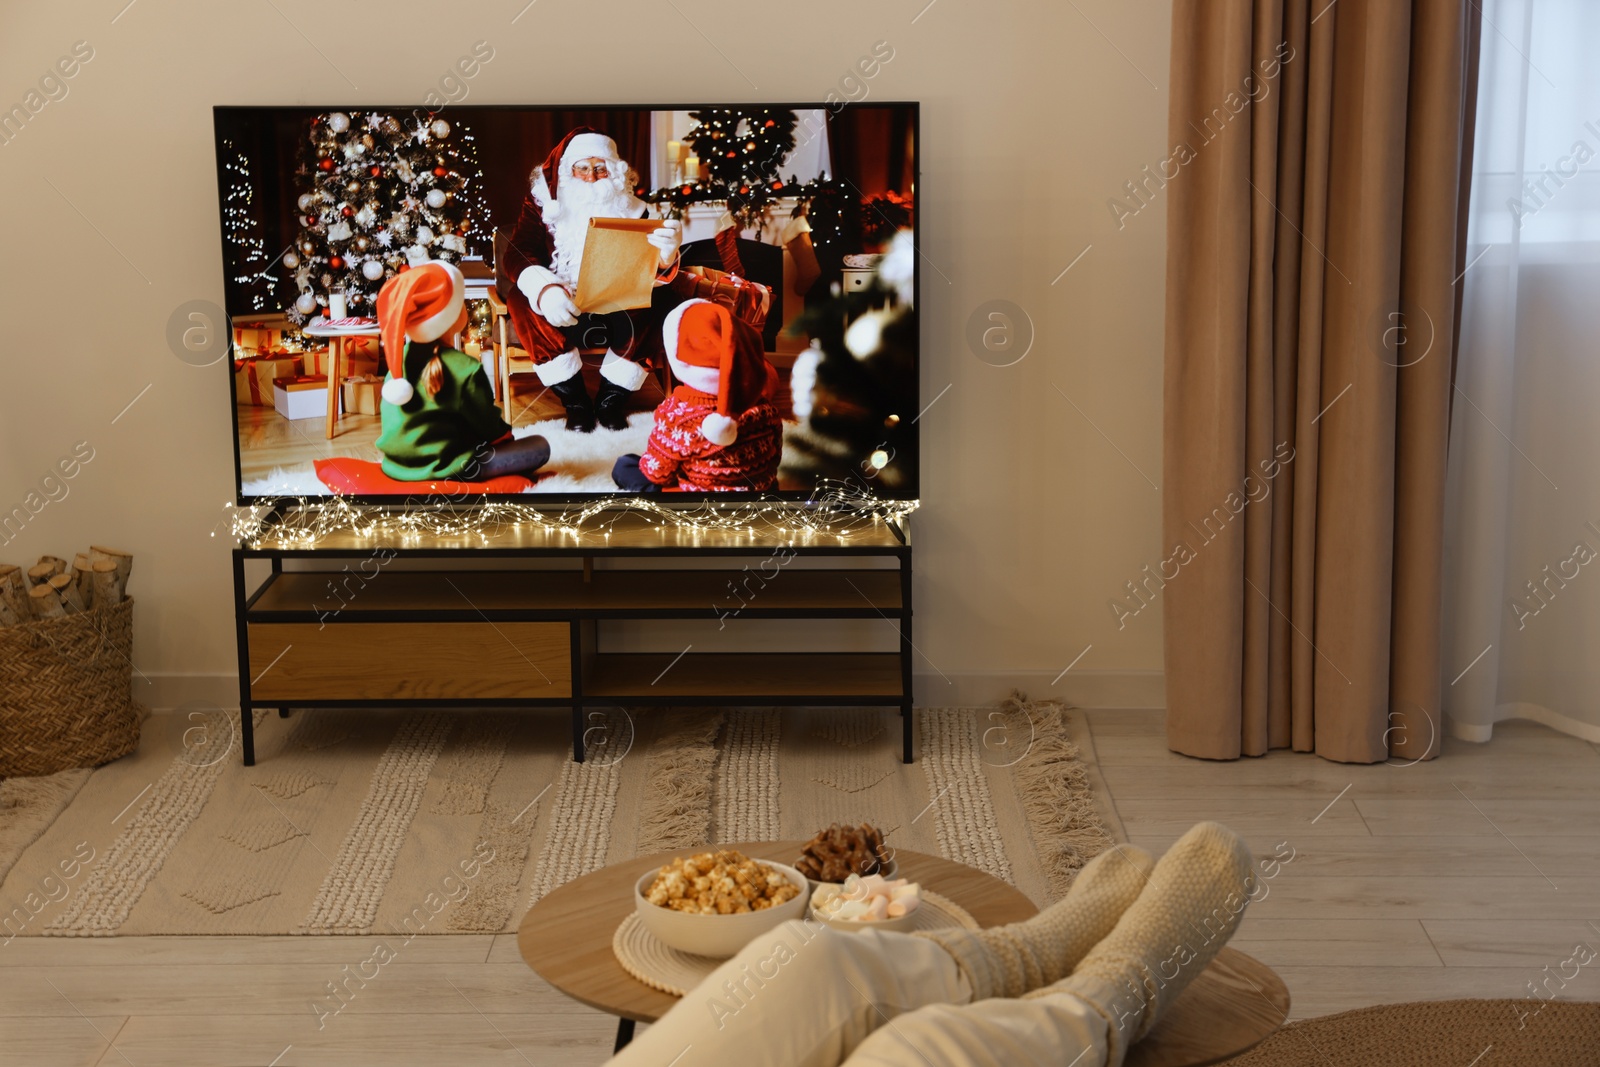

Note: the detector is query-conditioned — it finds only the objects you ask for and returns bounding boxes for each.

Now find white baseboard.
[141,670,1168,714]
[141,674,237,713]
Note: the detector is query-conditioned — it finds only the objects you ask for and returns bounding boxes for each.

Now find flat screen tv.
[214,104,919,505]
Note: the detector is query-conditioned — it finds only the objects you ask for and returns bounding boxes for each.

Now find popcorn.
[644,850,801,915]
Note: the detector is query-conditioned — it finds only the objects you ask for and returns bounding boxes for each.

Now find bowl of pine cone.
[792,823,897,890]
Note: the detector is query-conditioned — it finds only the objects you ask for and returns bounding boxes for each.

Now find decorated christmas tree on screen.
[283,110,486,323]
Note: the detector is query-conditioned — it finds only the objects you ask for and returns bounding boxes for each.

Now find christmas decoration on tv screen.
[213,103,919,505]
[285,110,478,321]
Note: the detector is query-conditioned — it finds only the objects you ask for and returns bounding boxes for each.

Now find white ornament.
[361,259,385,280]
[355,205,377,227]
[405,245,429,266]
[415,224,434,245]
[327,221,352,242]
[375,229,394,248]
[296,193,315,212]
[327,112,350,133]
[442,233,466,253]
[430,119,451,139]
[295,291,318,315]
[396,160,415,182]
[282,251,300,269]
[425,189,447,209]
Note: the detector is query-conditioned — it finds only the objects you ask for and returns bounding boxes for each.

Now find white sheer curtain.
[1443,0,1600,742]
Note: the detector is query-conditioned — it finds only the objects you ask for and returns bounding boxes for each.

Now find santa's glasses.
[570,158,612,181]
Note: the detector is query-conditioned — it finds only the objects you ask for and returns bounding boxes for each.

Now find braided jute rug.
[0,695,1121,936]
[1216,999,1600,1067]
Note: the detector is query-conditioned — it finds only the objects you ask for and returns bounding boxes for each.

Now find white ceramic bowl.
[807,882,919,934]
[634,860,809,959]
[802,856,898,894]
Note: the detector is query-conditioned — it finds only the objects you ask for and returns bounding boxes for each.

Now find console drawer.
[247,622,570,700]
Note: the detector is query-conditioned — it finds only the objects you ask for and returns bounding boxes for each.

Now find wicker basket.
[0,597,143,777]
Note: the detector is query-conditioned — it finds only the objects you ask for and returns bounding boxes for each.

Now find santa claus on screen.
[497,127,682,432]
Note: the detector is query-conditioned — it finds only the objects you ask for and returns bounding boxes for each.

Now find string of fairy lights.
[221,139,272,312]
[222,481,918,547]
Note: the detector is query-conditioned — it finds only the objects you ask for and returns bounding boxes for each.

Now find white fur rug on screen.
[238,414,652,496]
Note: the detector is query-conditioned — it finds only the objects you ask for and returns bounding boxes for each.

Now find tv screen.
[214,104,918,504]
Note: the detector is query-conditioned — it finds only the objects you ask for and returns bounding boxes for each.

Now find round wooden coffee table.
[518,840,1288,1065]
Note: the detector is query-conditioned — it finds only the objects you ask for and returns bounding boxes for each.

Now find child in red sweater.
[612,299,781,493]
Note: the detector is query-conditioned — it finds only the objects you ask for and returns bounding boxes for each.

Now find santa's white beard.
[545,172,644,284]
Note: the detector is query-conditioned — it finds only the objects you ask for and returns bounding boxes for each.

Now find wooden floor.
[3,711,1594,1065]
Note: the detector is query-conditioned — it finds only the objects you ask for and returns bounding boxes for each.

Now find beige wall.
[0,0,1172,708]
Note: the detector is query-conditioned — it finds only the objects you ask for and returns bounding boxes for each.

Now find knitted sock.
[1036,822,1255,1065]
[913,843,1153,1000]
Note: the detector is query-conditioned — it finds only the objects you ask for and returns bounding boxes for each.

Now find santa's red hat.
[375,261,465,406]
[537,126,621,202]
[663,299,774,446]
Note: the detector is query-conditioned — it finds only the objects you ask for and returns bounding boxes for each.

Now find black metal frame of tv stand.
[231,516,914,765]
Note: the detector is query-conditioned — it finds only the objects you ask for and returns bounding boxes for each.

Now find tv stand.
[232,511,913,764]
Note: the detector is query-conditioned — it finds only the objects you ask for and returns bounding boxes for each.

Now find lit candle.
[667,139,682,162]
[685,155,700,180]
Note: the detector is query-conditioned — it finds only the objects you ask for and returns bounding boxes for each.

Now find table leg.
[325,337,343,439]
[613,1017,635,1053]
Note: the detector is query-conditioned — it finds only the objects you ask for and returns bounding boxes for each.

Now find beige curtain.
[1162,0,1482,763]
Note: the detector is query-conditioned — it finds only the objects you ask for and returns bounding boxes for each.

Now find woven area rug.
[0,696,1120,936]
[1217,999,1600,1066]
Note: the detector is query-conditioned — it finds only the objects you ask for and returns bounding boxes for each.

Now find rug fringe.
[0,769,92,887]
[635,711,725,855]
[1003,692,1117,900]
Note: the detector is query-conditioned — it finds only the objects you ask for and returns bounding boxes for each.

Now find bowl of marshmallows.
[809,872,923,933]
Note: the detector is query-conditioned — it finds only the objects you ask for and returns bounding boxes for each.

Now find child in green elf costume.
[372,261,549,482]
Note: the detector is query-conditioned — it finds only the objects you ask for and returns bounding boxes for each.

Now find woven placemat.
[1217,999,1600,1066]
[613,891,979,997]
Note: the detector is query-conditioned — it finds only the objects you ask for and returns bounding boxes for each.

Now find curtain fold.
[1163,0,1481,763]
[1442,0,1600,745]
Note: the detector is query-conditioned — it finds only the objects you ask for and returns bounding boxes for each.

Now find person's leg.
[607,918,971,1067]
[610,844,1153,1067]
[592,308,652,430]
[845,823,1254,1067]
[912,843,1154,1000]
[612,454,659,492]
[472,435,550,479]
[1035,821,1255,1066]
[841,991,1110,1067]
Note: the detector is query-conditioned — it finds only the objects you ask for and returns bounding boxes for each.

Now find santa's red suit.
[497,127,682,431]
[613,299,782,493]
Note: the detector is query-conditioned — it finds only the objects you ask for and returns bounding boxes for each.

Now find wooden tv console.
[231,511,913,765]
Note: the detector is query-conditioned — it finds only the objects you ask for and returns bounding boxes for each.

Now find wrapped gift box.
[303,346,379,379]
[234,354,302,407]
[233,322,284,357]
[272,374,328,420]
[341,375,384,416]
[300,345,332,376]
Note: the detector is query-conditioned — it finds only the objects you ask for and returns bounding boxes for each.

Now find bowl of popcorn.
[635,848,809,958]
[809,872,922,933]
[794,823,898,889]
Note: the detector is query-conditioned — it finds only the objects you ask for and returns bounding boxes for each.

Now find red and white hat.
[537,126,621,202]
[663,298,774,446]
[375,261,465,406]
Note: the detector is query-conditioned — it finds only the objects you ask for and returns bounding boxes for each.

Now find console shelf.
[232,513,913,764]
